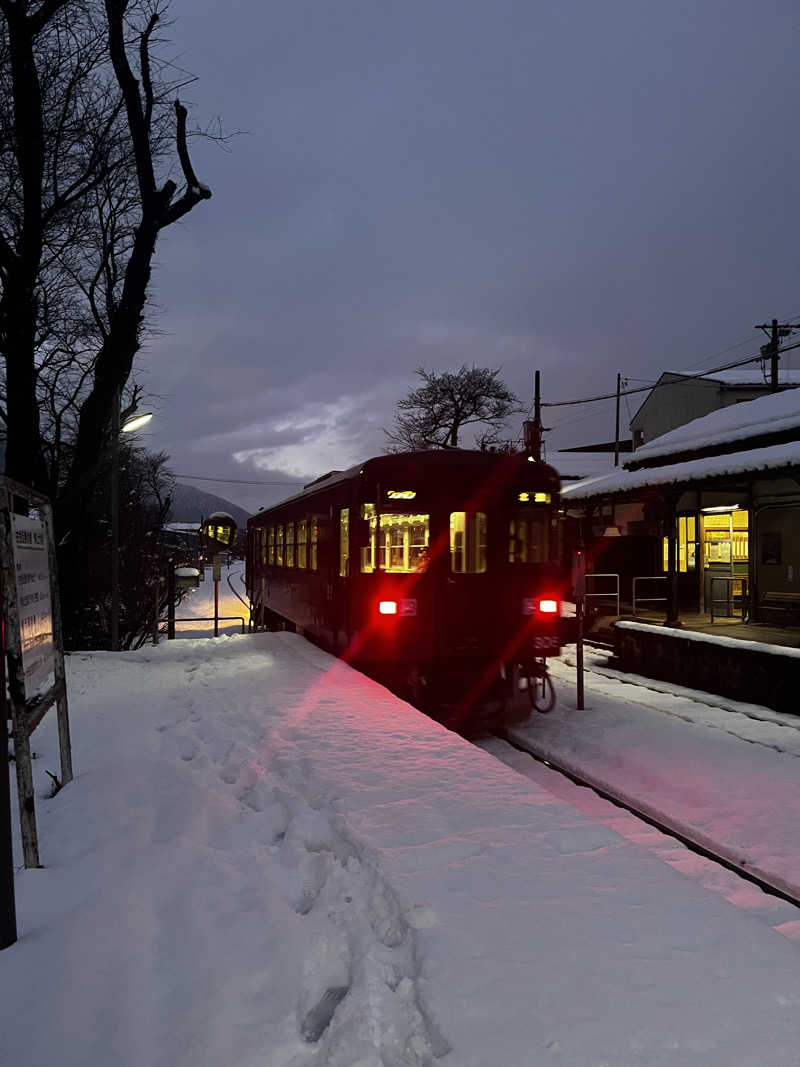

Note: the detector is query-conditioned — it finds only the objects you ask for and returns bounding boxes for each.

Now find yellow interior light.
[518,492,530,502]
[534,492,551,503]
[387,490,416,500]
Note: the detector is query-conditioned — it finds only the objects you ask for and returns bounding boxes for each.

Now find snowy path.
[5,632,800,1065]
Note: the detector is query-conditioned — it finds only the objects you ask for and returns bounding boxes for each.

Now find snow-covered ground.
[5,569,800,1066]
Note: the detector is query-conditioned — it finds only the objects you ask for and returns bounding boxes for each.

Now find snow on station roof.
[631,388,800,464]
[562,437,800,502]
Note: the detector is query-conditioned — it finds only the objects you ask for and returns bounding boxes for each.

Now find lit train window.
[310,520,319,571]
[381,515,429,572]
[509,513,549,563]
[361,504,376,572]
[276,525,284,566]
[286,522,295,567]
[268,526,275,565]
[361,504,429,572]
[339,508,349,577]
[297,520,307,569]
[450,513,487,573]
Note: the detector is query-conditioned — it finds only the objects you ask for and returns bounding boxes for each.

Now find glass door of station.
[662,515,700,609]
[700,509,749,616]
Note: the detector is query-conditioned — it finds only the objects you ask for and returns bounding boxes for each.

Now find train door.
[438,509,495,661]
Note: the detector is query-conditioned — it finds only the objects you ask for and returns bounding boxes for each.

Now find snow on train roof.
[630,388,800,464]
[562,437,800,501]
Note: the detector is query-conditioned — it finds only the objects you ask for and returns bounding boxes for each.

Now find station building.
[561,387,800,629]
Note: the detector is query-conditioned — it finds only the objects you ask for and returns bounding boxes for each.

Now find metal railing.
[632,575,667,616]
[709,576,749,623]
[171,615,247,635]
[585,572,620,616]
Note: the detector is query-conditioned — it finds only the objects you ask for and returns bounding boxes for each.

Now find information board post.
[572,545,586,711]
[0,563,18,948]
[1,478,72,870]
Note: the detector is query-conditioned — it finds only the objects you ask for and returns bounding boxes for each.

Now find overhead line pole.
[754,319,799,391]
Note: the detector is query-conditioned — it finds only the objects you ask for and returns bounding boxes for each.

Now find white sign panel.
[11,514,55,700]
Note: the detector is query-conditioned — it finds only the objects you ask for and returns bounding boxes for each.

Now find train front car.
[347,451,562,732]
[245,450,562,734]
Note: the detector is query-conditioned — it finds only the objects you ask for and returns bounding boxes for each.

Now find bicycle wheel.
[528,670,556,714]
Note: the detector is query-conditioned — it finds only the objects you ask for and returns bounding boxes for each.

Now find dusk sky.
[136,0,800,514]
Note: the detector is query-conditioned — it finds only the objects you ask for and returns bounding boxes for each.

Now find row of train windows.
[338,508,549,576]
[255,509,549,575]
[257,520,319,570]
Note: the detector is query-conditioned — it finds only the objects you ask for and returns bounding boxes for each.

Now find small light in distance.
[538,599,558,614]
[379,601,398,615]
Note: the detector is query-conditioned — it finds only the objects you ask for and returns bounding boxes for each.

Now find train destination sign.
[10,514,55,700]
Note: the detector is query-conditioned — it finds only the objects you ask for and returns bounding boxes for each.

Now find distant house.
[629,368,800,449]
[561,388,800,624]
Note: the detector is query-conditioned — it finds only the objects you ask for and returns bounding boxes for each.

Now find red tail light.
[538,598,559,614]
[379,600,398,615]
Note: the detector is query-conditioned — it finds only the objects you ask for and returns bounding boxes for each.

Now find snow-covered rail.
[495,729,800,910]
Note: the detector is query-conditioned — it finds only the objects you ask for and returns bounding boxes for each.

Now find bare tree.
[0,0,219,645]
[385,365,522,452]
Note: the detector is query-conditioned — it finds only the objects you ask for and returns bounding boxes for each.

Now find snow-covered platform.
[5,632,800,1066]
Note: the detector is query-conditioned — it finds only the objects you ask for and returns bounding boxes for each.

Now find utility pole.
[524,371,545,460]
[614,373,622,467]
[755,319,798,391]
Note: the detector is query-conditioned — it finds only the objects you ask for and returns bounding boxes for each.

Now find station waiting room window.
[268,526,275,565]
[276,525,284,566]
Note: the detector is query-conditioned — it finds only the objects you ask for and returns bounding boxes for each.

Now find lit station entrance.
[666,508,749,617]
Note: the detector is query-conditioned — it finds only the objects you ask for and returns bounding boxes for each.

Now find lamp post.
[110,391,153,651]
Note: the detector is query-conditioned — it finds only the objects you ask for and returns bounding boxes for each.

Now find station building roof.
[630,387,800,466]
[561,438,800,503]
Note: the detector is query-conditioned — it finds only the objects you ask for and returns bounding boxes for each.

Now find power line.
[541,342,800,409]
[175,474,305,486]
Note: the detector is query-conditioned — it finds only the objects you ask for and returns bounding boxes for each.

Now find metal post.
[614,373,621,467]
[214,576,219,638]
[664,504,681,627]
[110,387,120,651]
[167,563,175,639]
[573,542,586,711]
[0,563,18,949]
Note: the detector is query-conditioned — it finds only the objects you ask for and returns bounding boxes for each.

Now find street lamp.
[110,389,154,651]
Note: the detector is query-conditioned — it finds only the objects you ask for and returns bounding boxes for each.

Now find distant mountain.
[168,483,251,528]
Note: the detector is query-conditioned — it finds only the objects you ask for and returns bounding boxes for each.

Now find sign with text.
[11,514,54,700]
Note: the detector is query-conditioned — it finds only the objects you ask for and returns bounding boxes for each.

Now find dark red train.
[245,449,562,730]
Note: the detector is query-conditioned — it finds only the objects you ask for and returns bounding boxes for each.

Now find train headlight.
[379,600,398,615]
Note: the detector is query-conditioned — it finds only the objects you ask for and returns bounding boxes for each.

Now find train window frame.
[310,519,319,571]
[360,504,376,572]
[260,527,267,565]
[286,521,295,567]
[276,524,284,566]
[450,512,488,574]
[297,519,307,569]
[339,508,350,577]
[508,511,549,564]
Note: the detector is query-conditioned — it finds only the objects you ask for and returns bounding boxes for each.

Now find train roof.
[248,450,559,524]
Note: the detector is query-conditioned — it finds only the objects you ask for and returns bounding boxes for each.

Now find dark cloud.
[136,0,800,512]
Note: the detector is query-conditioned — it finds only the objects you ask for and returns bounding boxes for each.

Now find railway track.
[494,728,800,910]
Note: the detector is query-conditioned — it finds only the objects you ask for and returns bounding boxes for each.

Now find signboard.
[10,514,54,700]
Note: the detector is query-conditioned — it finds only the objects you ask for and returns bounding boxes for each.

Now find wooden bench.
[759,591,800,627]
